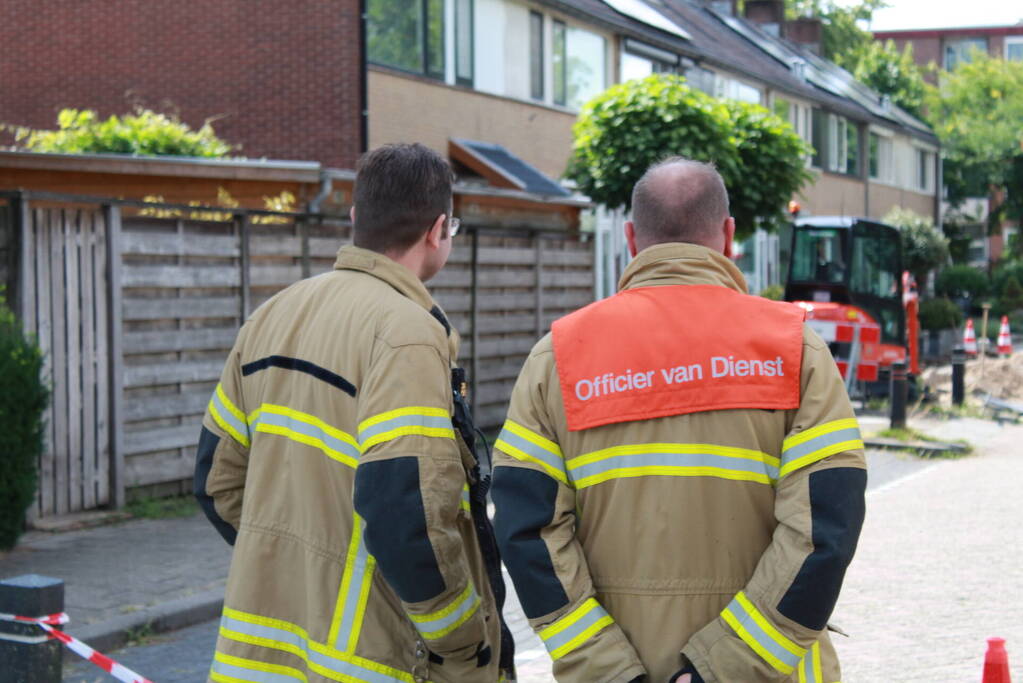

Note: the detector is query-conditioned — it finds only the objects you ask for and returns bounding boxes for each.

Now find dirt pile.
[921,354,1023,401]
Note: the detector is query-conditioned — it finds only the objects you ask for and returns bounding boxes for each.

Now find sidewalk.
[2,415,1020,681]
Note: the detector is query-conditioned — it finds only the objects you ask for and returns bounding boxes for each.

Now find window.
[811,110,858,175]
[553,22,607,110]
[455,0,473,86]
[1006,37,1023,61]
[685,65,716,94]
[715,74,762,104]
[916,148,933,192]
[553,21,567,105]
[944,37,987,70]
[869,132,894,182]
[367,0,445,79]
[774,96,811,148]
[530,11,544,100]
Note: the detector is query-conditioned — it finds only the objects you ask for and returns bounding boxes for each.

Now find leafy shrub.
[934,265,990,306]
[917,297,963,331]
[759,284,784,300]
[999,275,1023,315]
[0,294,48,549]
[992,261,1023,314]
[882,207,949,286]
[566,75,811,238]
[8,107,233,158]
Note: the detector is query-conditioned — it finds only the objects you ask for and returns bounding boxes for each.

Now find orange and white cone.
[982,637,1011,683]
[964,319,978,356]
[998,316,1013,356]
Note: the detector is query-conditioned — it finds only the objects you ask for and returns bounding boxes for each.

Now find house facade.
[366,0,941,293]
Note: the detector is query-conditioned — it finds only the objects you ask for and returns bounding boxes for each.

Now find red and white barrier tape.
[0,612,154,683]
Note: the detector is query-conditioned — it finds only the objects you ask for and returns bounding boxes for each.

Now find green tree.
[784,0,887,66]
[882,207,949,286]
[924,52,1023,249]
[1000,275,1023,315]
[7,108,233,157]
[850,40,926,118]
[566,75,811,238]
[0,293,48,549]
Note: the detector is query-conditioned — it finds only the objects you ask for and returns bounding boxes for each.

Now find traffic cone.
[964,319,978,356]
[998,316,1013,356]
[983,637,1011,683]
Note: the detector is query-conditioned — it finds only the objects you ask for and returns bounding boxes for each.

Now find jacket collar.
[618,242,749,294]
[333,245,438,312]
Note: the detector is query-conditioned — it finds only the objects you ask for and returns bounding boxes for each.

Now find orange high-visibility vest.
[551,285,805,431]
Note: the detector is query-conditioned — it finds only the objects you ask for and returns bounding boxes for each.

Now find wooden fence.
[2,191,594,516]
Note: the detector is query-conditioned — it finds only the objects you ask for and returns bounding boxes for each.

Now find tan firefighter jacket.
[491,243,867,683]
[194,245,508,683]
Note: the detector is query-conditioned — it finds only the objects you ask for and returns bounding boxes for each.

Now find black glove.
[666,665,705,683]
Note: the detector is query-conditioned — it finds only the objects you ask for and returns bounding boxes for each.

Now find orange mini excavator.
[783,216,920,396]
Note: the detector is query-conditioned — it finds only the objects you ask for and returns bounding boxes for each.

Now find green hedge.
[918,297,963,331]
[0,294,48,549]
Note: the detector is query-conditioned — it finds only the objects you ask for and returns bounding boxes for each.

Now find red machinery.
[784,217,919,393]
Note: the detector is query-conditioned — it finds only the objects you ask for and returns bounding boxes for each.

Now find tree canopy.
[882,206,949,286]
[566,75,811,238]
[8,108,233,158]
[850,40,926,118]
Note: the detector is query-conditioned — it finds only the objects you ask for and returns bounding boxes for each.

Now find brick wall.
[0,1,363,168]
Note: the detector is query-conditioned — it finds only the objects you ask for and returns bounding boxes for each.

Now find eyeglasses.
[447,216,461,238]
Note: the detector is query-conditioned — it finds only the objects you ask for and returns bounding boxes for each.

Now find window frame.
[366,0,446,81]
[529,10,545,100]
[1005,36,1023,62]
[454,0,474,87]
[944,37,988,70]
[552,19,567,106]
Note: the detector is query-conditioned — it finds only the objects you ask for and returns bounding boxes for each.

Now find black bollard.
[0,575,64,683]
[890,360,908,430]
[951,345,966,407]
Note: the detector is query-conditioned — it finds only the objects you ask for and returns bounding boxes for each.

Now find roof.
[449,139,572,198]
[540,0,937,143]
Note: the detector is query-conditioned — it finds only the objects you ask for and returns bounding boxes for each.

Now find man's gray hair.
[630,157,730,247]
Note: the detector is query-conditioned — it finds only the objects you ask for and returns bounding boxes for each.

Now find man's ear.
[722,216,736,259]
[625,221,638,258]
[425,213,447,250]
[349,206,356,224]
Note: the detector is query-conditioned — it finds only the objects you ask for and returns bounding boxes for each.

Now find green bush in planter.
[917,297,963,331]
[0,293,48,549]
[934,265,990,308]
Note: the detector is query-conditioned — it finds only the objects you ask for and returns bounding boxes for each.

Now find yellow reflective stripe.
[782,418,859,451]
[721,611,794,675]
[735,592,803,658]
[251,404,360,468]
[408,582,481,640]
[215,651,308,681]
[568,442,777,469]
[218,383,248,424]
[538,598,614,661]
[361,425,455,450]
[220,607,416,683]
[328,522,361,648]
[210,384,250,448]
[502,419,563,457]
[349,552,375,652]
[574,465,772,490]
[460,483,471,512]
[813,642,824,683]
[780,440,863,477]
[358,406,449,432]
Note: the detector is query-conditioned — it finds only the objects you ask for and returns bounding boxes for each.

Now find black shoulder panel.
[354,456,446,603]
[778,467,867,630]
[193,426,238,546]
[241,355,356,397]
[491,466,570,619]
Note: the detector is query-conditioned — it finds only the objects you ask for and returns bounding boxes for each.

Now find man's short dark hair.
[630,157,730,247]
[353,143,454,254]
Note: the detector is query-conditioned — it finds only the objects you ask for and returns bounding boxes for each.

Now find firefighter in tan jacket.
[492,159,866,683]
[194,144,513,683]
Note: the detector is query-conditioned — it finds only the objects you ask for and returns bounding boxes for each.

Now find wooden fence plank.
[105,205,126,509]
[125,389,211,423]
[80,211,97,509]
[124,359,226,388]
[49,210,69,515]
[35,210,55,516]
[121,231,238,257]
[65,210,83,512]
[123,327,238,355]
[17,198,36,335]
[122,265,240,289]
[94,210,110,506]
[123,297,239,321]
[249,265,302,288]
[238,215,251,319]
[125,451,198,488]
[124,420,203,456]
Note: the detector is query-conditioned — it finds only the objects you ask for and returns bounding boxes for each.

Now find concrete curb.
[64,588,224,661]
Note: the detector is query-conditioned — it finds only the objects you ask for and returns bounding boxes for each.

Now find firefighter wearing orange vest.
[491,158,867,683]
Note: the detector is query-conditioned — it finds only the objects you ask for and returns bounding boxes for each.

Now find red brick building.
[874,24,1023,83]
[0,0,365,167]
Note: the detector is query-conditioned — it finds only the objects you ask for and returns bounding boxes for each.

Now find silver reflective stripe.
[359,414,452,442]
[496,428,566,477]
[781,427,861,468]
[412,586,479,639]
[724,597,802,671]
[800,648,819,683]
[335,523,373,651]
[211,658,301,682]
[211,386,249,442]
[569,450,778,483]
[540,602,611,655]
[220,615,408,683]
[252,410,360,462]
